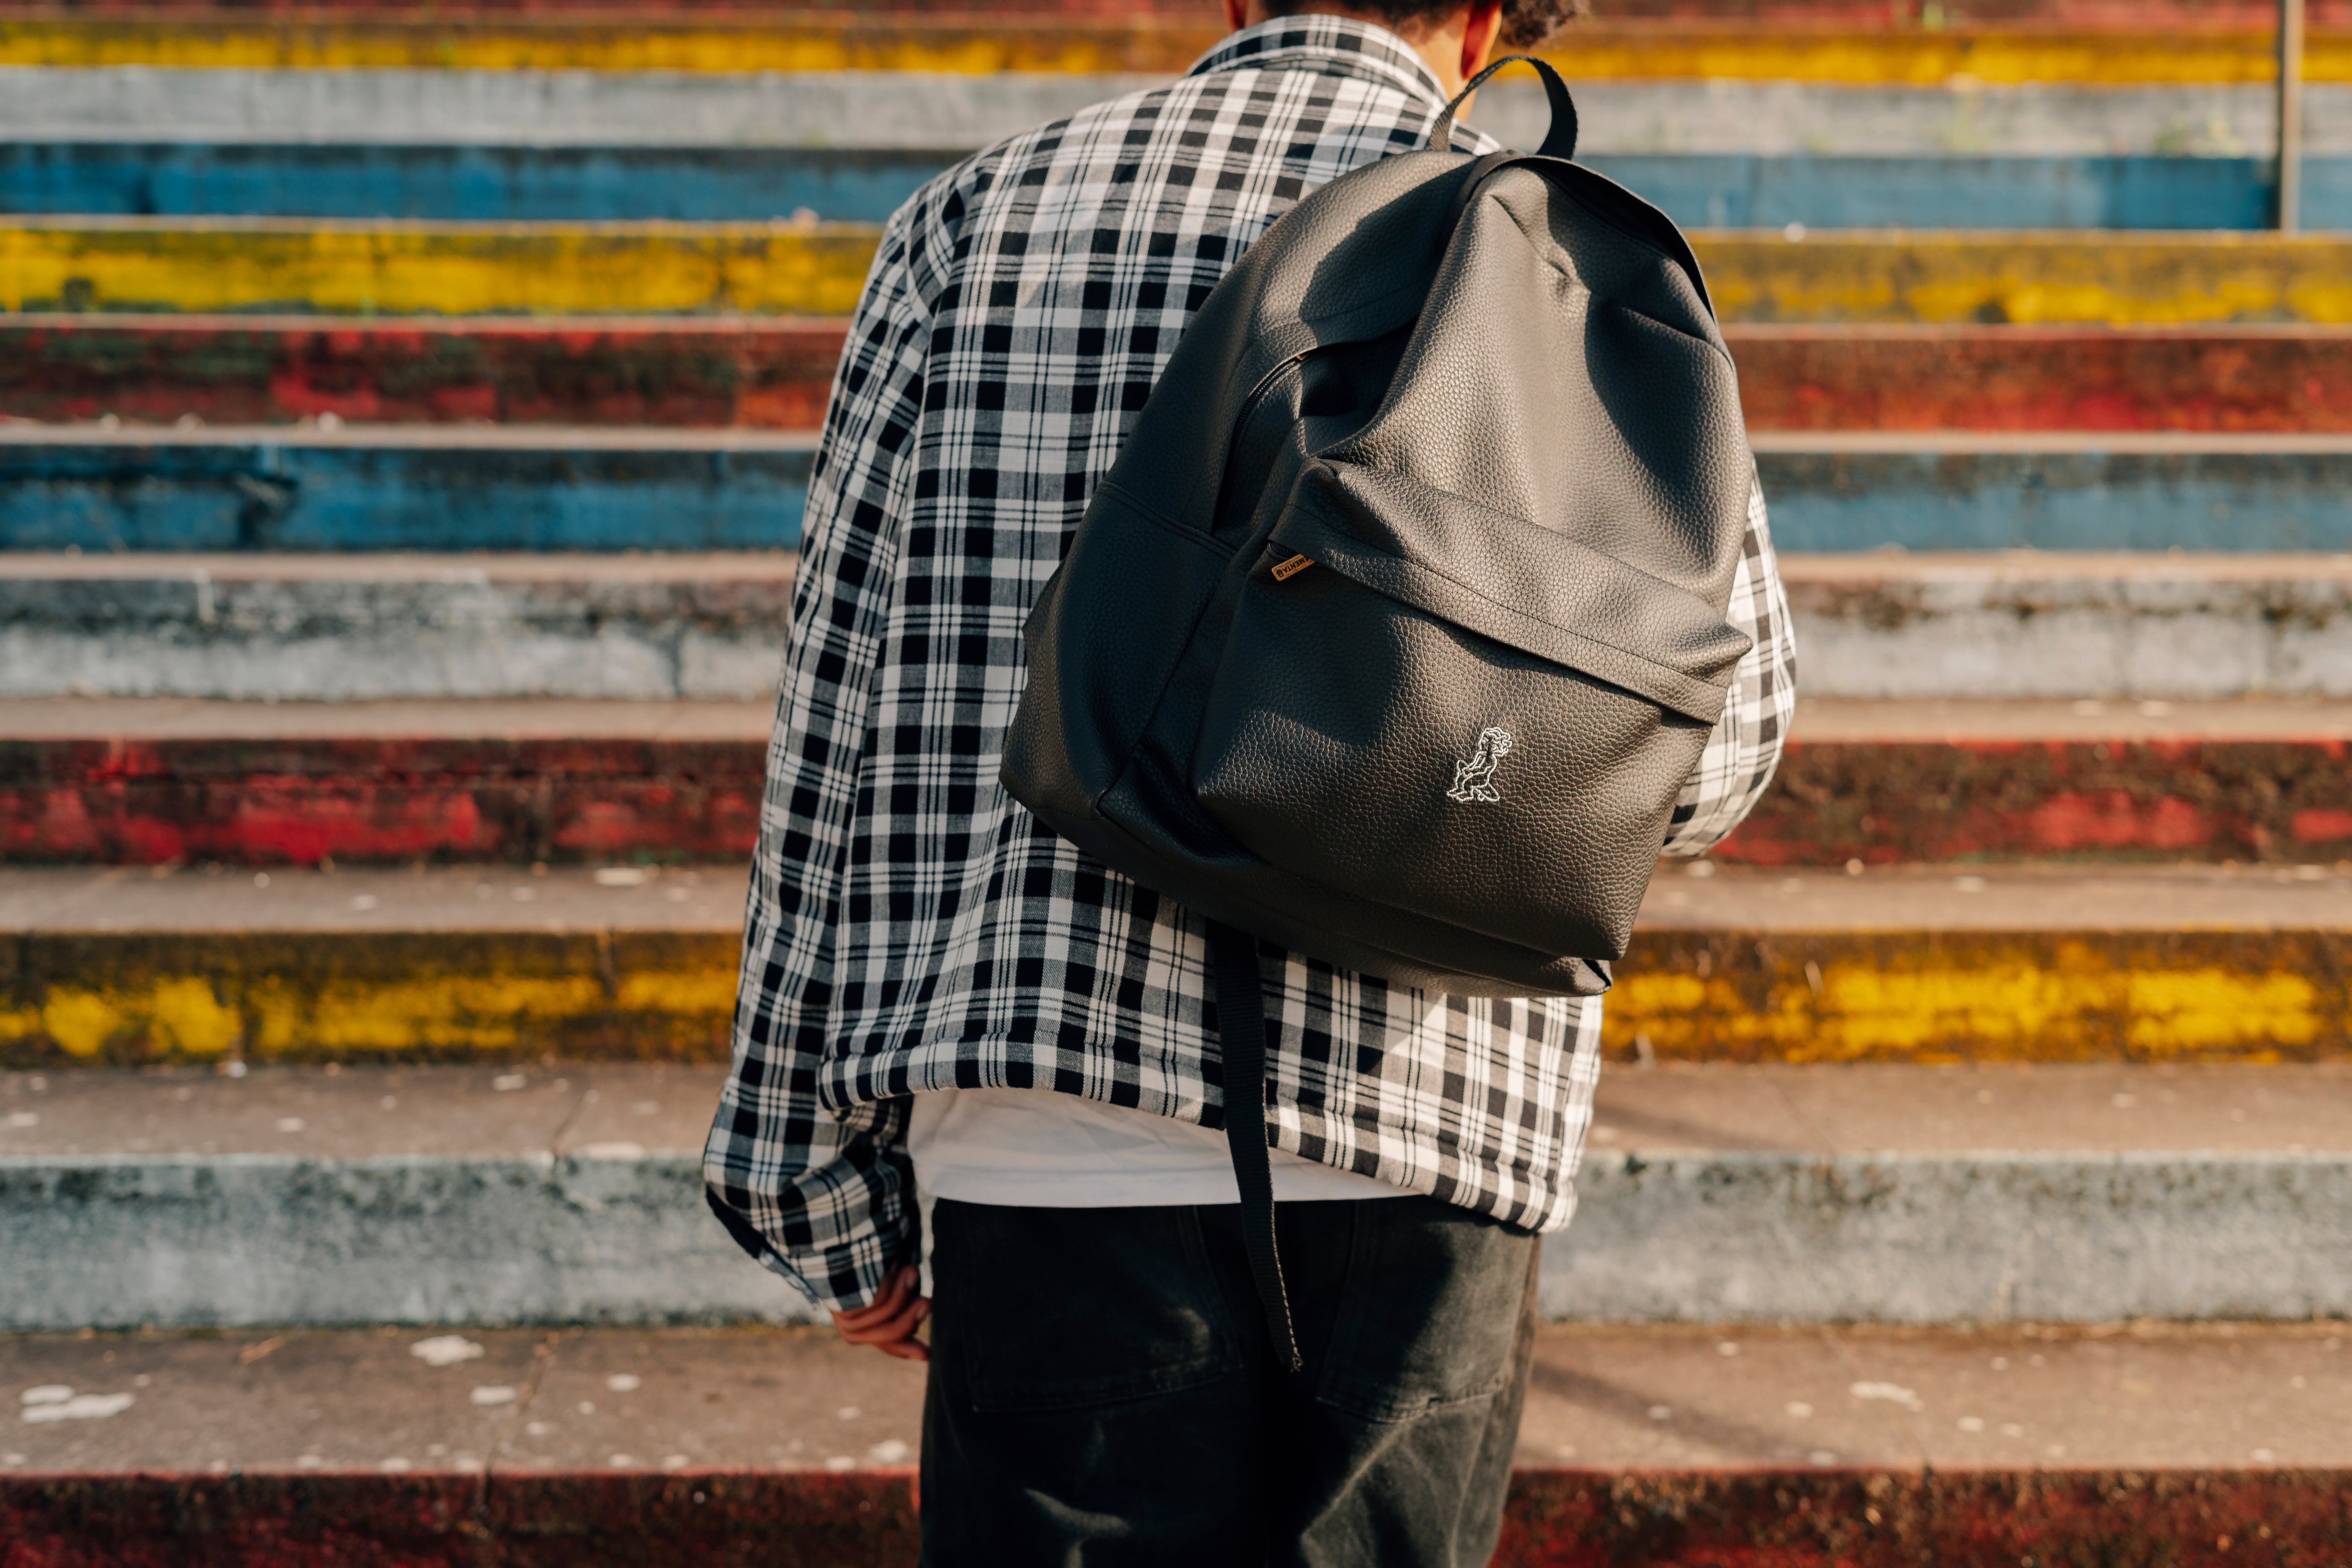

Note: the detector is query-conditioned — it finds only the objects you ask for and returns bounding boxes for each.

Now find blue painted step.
[0,430,812,552]
[4,432,2346,554]
[1605,153,2338,232]
[4,143,2345,229]
[0,144,951,225]
[1754,437,2352,552]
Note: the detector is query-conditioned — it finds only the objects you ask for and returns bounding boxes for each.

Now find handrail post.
[2278,0,2306,231]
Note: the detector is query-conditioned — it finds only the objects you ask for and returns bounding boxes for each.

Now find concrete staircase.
[3,0,2350,1560]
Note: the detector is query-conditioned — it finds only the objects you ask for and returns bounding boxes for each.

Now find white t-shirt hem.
[907,1085,1407,1208]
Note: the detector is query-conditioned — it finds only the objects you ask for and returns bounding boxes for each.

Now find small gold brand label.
[1271,554,1314,581]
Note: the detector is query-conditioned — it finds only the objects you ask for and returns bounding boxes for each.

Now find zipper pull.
[1271,554,1314,581]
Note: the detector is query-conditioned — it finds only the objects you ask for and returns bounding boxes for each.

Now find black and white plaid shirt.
[704,16,1797,1312]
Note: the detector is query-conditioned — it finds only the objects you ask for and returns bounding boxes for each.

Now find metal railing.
[2278,0,2306,230]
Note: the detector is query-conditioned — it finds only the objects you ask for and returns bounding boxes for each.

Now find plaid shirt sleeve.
[702,198,938,1314]
[1662,469,1798,856]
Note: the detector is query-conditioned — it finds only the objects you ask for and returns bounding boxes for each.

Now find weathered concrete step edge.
[4,69,2352,159]
[7,694,2347,742]
[8,1470,2343,1568]
[0,563,795,704]
[1788,562,2352,701]
[8,554,2352,700]
[3,1148,2346,1330]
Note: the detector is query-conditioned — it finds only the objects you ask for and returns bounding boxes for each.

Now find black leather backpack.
[1001,57,1757,1363]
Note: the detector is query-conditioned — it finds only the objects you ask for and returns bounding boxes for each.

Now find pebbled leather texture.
[1000,137,1755,999]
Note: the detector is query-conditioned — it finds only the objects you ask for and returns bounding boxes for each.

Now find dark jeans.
[919,1194,1539,1568]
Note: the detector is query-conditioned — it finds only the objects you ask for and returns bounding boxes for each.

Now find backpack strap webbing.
[1206,919,1304,1373]
[1426,53,1578,159]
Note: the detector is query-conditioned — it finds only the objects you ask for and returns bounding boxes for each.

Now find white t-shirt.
[906,1086,1405,1207]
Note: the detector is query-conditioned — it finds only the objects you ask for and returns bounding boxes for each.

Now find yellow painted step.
[1701,230,2352,326]
[2,866,2345,1067]
[1554,26,2352,85]
[0,866,744,1065]
[1,15,2346,84]
[9,221,2352,326]
[0,220,878,318]
[1620,862,2352,1065]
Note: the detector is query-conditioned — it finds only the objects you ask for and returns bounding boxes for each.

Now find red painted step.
[0,699,770,867]
[5,697,2349,867]
[7,1469,2344,1566]
[1726,698,2352,869]
[2,1321,2345,1566]
[11,319,2351,434]
[1731,325,2352,436]
[0,316,848,432]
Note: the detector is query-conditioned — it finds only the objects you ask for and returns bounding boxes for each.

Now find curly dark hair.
[1261,0,1588,54]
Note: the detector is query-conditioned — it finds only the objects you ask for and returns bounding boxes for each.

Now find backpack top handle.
[1426,52,1579,160]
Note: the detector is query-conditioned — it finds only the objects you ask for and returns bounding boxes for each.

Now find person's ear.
[1459,0,1505,85]
[1222,0,1251,31]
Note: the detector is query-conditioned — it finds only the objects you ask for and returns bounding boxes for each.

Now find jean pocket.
[1314,1197,1535,1424]
[938,1201,1245,1414]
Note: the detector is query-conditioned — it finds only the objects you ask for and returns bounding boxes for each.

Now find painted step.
[0,141,956,225]
[1597,152,2352,231]
[0,217,880,318]
[8,0,2345,19]
[7,428,2352,553]
[1751,433,2352,553]
[0,697,773,866]
[4,1326,2345,1568]
[0,425,816,552]
[10,219,2352,325]
[4,697,2348,869]
[4,1059,2348,1327]
[2,0,2343,20]
[4,551,2345,701]
[1623,861,2352,1063]
[1734,324,2352,434]
[0,552,800,702]
[4,11,2352,83]
[7,69,2349,160]
[1705,231,2352,327]
[9,142,2352,230]
[0,316,848,430]
[1734,697,2352,867]
[1,862,2347,1066]
[10,318,2352,435]
[1608,0,2352,16]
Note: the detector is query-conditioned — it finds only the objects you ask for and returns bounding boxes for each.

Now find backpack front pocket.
[1188,463,1741,961]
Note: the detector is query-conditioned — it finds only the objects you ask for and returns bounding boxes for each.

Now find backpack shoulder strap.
[1207,920,1303,1373]
[1427,53,1578,158]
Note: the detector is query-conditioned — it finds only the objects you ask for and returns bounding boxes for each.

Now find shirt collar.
[1184,15,1454,116]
